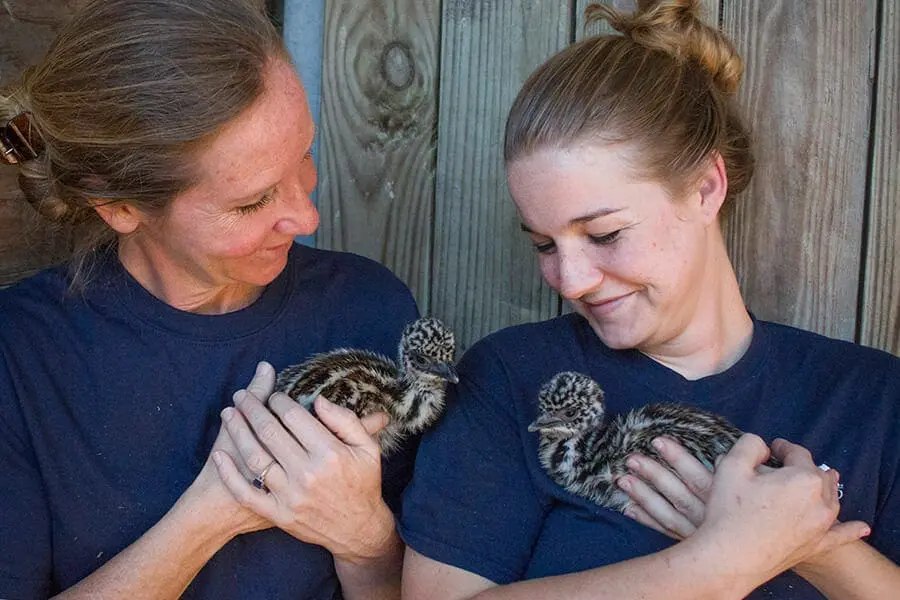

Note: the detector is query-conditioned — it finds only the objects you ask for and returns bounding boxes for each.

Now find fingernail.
[212,451,223,466]
[626,456,641,471]
[256,362,267,375]
[233,390,246,404]
[623,508,635,519]
[652,438,665,452]
[221,408,234,422]
[862,526,871,537]
[618,476,632,491]
[316,396,332,410]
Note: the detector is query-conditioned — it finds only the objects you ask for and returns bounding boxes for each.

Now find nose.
[556,248,604,301]
[274,164,319,236]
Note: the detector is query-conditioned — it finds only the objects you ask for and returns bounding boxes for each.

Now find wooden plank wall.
[428,1,567,350]
[317,0,440,309]
[317,0,898,356]
[722,1,876,342]
[861,0,900,355]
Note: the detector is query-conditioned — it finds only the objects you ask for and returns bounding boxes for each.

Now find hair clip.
[1,112,45,165]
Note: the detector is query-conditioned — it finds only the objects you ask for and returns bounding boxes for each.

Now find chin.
[236,256,289,287]
[582,313,649,351]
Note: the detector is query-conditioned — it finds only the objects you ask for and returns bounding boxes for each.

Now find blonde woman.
[400,1,898,598]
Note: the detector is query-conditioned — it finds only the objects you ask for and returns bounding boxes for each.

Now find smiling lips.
[583,291,636,317]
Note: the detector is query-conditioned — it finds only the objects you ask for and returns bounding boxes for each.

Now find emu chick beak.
[528,413,567,433]
[430,362,459,384]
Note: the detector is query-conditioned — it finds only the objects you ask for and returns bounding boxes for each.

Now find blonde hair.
[0,0,288,288]
[504,0,754,205]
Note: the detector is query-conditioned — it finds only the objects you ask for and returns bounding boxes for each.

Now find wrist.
[676,530,767,599]
[334,502,399,566]
[172,477,244,547]
[333,504,403,600]
[791,542,852,582]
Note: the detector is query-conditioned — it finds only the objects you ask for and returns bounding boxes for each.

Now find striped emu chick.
[275,317,458,456]
[528,371,776,512]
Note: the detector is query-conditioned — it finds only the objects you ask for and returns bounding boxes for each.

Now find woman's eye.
[533,241,556,254]
[589,230,621,246]
[236,190,274,215]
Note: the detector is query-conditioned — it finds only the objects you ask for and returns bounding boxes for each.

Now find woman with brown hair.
[0,1,414,598]
[400,1,899,598]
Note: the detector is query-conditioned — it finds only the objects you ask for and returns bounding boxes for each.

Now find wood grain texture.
[576,0,720,38]
[721,0,876,340]
[860,0,900,355]
[0,0,83,285]
[429,0,569,351]
[317,0,439,310]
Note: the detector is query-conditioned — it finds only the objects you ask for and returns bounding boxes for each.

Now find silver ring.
[251,460,277,493]
[818,463,844,500]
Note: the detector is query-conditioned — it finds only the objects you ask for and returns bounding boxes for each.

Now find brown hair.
[504,0,754,206]
[0,0,288,288]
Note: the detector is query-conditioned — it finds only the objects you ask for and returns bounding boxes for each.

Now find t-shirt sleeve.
[0,354,54,599]
[399,340,547,584]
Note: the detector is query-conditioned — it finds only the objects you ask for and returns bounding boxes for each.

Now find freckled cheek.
[205,223,273,258]
[538,256,561,290]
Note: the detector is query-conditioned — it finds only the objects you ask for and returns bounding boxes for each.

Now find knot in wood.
[381,41,415,91]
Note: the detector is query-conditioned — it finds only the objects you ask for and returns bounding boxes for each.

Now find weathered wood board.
[316,0,440,309]
[860,0,900,354]
[429,0,570,350]
[721,0,876,341]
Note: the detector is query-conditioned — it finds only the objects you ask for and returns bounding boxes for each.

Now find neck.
[641,226,753,380]
[395,373,446,433]
[118,237,263,314]
[538,429,597,487]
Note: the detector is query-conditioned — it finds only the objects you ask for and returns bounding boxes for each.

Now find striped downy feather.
[275,317,457,456]
[529,371,777,512]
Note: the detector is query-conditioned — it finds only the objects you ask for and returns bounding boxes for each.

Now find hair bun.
[585,0,744,94]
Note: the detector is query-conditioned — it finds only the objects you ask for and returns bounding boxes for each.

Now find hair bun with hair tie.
[1,112,45,166]
[585,0,743,94]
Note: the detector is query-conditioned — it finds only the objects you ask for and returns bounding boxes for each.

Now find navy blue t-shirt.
[0,244,419,599]
[400,313,900,598]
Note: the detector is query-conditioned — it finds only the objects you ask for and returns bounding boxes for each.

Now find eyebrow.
[519,207,622,233]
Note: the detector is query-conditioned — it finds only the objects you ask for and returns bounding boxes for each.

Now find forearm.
[53,492,232,599]
[471,536,759,600]
[793,541,900,600]
[335,508,403,600]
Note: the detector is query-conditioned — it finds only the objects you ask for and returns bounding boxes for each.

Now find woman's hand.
[213,362,396,564]
[616,435,714,538]
[620,435,870,580]
[178,365,276,540]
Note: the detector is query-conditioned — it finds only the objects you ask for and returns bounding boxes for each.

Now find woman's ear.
[91,200,143,234]
[695,152,729,223]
